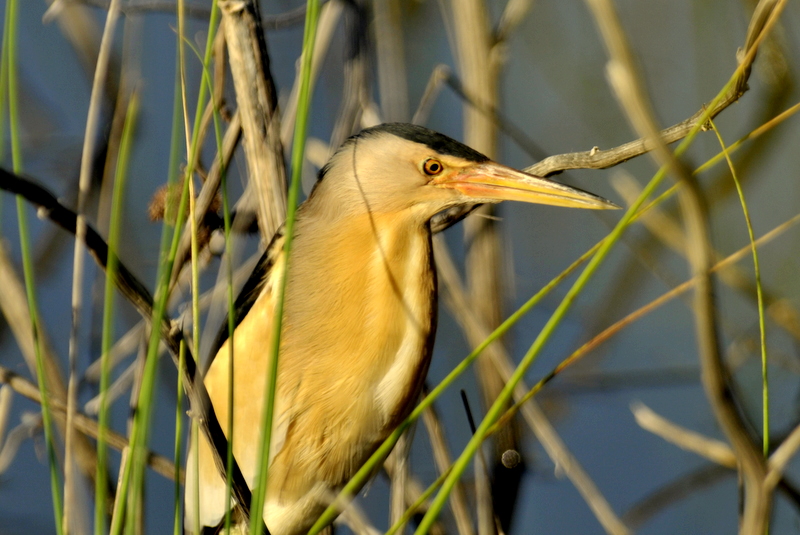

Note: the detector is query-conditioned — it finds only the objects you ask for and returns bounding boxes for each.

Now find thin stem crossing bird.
[185,123,617,534]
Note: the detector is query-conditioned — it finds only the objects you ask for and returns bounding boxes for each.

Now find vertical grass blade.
[168,29,188,535]
[196,41,235,535]
[110,1,222,532]
[250,2,320,534]
[173,341,187,535]
[108,9,218,535]
[67,0,121,529]
[5,0,64,532]
[95,91,139,535]
[709,119,769,456]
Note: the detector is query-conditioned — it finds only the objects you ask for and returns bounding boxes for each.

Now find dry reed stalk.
[421,404,474,535]
[220,0,287,243]
[450,2,522,530]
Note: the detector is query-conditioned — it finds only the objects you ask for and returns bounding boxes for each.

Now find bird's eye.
[422,158,443,176]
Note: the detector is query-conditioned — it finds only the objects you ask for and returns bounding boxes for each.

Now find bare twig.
[0,364,177,480]
[333,500,380,535]
[765,422,800,492]
[0,239,100,491]
[622,465,730,529]
[631,405,800,511]
[0,412,41,475]
[85,359,136,415]
[66,1,123,527]
[420,402,474,535]
[613,172,800,342]
[493,0,534,46]
[220,0,287,243]
[329,1,371,148]
[582,0,787,532]
[561,212,800,371]
[415,5,792,236]
[388,430,411,533]
[382,442,447,535]
[279,0,344,149]
[171,111,243,288]
[411,65,450,127]
[0,386,12,457]
[84,322,144,382]
[632,403,736,468]
[373,0,408,122]
[429,70,760,235]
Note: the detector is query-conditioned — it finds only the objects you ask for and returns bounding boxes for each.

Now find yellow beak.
[437,161,619,210]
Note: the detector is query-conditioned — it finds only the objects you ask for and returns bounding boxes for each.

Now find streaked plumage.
[185,123,616,535]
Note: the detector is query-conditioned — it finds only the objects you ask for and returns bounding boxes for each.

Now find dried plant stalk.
[450,1,523,531]
[220,0,287,242]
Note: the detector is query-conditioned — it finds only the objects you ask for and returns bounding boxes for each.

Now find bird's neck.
[288,208,436,332]
[283,209,437,422]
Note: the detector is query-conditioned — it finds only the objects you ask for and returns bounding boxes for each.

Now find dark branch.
[0,167,256,526]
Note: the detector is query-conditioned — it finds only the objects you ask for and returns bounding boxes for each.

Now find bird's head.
[305,123,618,224]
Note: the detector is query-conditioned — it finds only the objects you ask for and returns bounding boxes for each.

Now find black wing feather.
[203,226,285,374]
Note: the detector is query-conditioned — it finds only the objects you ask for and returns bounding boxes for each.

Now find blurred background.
[1,0,800,534]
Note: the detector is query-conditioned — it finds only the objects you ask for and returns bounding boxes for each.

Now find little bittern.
[185,123,616,534]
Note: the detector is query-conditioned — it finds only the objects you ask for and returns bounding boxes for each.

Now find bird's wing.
[186,228,291,533]
[203,226,285,374]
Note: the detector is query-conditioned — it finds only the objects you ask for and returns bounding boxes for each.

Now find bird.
[184,123,617,535]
